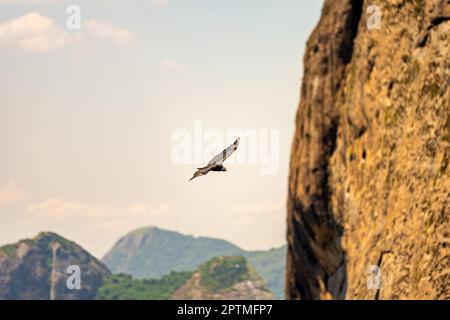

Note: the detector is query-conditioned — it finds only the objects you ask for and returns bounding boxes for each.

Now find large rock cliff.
[0,232,110,299]
[287,0,449,299]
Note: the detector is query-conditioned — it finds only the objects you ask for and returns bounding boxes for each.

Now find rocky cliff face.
[0,232,110,299]
[287,0,449,299]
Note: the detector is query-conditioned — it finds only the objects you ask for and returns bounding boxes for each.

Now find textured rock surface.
[287,0,449,299]
[0,232,110,299]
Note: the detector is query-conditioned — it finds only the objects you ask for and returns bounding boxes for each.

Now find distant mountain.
[0,232,110,300]
[102,226,286,299]
[102,227,244,278]
[0,231,279,300]
[171,256,274,300]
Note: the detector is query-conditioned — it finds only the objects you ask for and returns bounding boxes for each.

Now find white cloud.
[161,58,186,72]
[27,198,170,219]
[151,0,168,8]
[23,197,172,256]
[0,0,53,3]
[0,179,25,206]
[0,12,67,52]
[0,12,134,52]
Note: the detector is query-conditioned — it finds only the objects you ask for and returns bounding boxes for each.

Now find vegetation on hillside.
[102,227,244,279]
[172,256,274,300]
[198,256,249,292]
[102,227,286,299]
[95,271,192,300]
[0,244,19,258]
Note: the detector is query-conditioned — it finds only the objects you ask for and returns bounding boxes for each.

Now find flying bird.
[189,137,240,181]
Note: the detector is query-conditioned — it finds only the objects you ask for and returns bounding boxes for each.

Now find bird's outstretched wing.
[208,137,240,165]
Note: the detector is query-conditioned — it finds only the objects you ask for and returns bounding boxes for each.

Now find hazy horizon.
[0,0,323,257]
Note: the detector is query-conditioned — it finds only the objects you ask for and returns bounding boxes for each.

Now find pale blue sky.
[0,0,323,257]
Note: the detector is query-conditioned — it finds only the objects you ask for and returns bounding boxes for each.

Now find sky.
[0,0,323,258]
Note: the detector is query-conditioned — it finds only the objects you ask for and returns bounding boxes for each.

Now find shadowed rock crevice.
[286,0,364,300]
[339,0,364,64]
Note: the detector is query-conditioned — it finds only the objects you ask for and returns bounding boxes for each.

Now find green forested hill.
[97,256,273,300]
[102,227,286,299]
[102,227,245,277]
[171,256,274,300]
